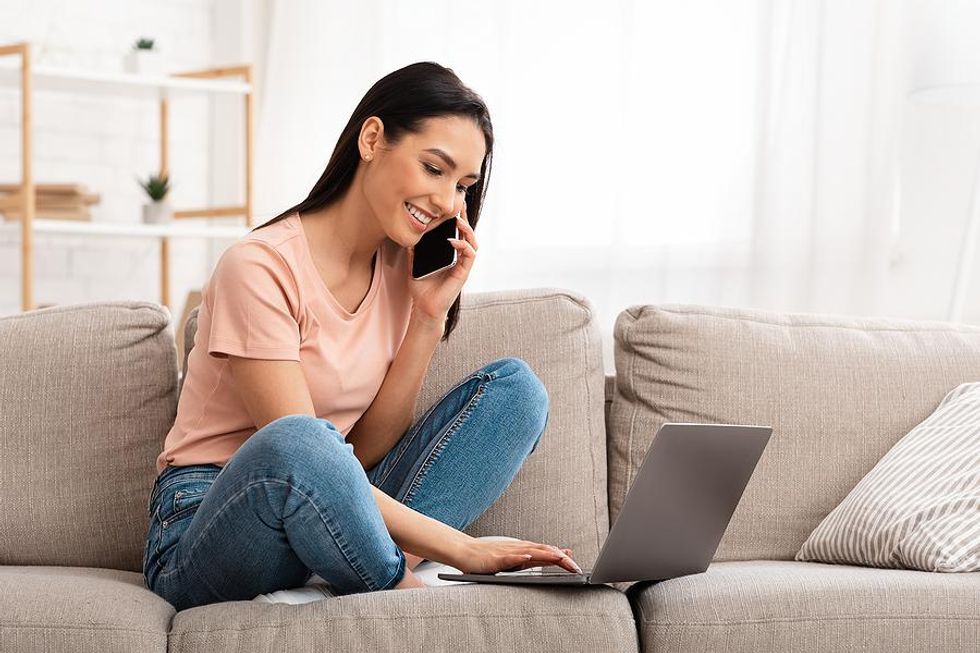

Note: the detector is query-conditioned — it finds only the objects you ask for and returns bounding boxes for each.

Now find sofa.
[1,287,979,652]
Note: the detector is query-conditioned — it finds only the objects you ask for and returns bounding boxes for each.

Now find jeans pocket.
[169,484,210,522]
[152,478,213,571]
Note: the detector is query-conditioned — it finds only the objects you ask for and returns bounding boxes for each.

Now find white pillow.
[796,382,980,572]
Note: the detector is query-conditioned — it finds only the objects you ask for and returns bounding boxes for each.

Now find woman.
[143,61,580,611]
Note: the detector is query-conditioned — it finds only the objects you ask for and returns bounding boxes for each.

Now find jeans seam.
[402,378,490,506]
[144,504,160,577]
[381,546,407,591]
[157,478,391,594]
[375,370,488,489]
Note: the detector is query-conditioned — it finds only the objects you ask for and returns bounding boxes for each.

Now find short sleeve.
[205,240,302,361]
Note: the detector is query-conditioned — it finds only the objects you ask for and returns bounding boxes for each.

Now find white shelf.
[908,84,980,107]
[0,218,249,239]
[0,60,250,100]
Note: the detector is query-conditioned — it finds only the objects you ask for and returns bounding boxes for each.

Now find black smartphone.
[412,218,460,280]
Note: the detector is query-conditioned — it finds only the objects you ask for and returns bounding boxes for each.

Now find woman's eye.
[424,163,468,194]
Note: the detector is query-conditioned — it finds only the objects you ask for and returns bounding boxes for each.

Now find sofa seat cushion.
[0,566,172,652]
[169,584,638,652]
[629,560,980,653]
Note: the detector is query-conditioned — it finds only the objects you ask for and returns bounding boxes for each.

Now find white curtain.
[252,0,906,371]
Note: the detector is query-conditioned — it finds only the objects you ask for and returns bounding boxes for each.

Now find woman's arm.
[345,307,445,470]
[369,483,473,564]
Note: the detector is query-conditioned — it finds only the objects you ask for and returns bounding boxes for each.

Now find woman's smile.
[404,202,431,233]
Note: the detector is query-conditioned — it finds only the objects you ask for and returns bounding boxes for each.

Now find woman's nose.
[432,189,455,218]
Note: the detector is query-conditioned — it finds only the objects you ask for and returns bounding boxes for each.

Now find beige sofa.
[1,287,978,652]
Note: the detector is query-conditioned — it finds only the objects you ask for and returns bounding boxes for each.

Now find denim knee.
[238,414,361,482]
[486,357,550,454]
[229,415,406,593]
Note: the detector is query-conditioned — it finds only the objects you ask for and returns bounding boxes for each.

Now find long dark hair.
[253,62,494,342]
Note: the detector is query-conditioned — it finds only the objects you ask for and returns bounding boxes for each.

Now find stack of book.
[0,183,100,221]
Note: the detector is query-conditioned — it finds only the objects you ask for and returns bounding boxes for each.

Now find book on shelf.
[0,194,99,209]
[0,206,92,221]
[0,182,100,221]
[0,183,91,196]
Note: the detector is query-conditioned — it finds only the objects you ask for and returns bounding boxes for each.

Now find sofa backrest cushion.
[604,374,615,430]
[183,288,611,569]
[0,301,178,572]
[607,304,980,561]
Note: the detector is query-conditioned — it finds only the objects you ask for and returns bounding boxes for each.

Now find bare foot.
[393,568,425,590]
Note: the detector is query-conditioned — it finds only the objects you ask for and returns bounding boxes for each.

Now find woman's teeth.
[405,202,432,225]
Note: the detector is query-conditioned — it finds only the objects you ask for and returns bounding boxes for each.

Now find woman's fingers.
[518,544,581,573]
[495,546,581,573]
[455,214,479,251]
[447,238,475,257]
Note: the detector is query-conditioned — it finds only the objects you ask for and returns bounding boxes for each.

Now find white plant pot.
[124,49,165,75]
[143,200,173,224]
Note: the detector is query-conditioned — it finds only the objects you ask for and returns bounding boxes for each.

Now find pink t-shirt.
[156,212,413,473]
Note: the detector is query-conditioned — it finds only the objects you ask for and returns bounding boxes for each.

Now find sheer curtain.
[252,0,905,371]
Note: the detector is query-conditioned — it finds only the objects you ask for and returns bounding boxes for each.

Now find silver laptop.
[438,423,772,586]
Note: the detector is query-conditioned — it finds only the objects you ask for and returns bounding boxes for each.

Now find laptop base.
[438,571,593,586]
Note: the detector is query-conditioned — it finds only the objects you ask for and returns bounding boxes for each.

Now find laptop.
[438,423,772,586]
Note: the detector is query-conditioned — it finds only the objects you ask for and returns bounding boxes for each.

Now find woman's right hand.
[454,538,582,574]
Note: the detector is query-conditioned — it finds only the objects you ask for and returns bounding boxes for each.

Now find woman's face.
[360,115,486,246]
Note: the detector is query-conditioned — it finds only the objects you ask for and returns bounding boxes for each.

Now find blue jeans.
[143,357,548,610]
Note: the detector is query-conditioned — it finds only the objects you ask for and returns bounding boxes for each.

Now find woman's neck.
[299,188,386,275]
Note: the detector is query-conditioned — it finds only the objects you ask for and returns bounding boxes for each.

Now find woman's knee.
[236,414,362,479]
[484,357,550,451]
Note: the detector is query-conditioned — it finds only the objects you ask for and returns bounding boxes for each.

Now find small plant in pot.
[124,37,164,75]
[138,173,173,224]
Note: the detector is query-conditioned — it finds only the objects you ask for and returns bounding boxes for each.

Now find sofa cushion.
[183,288,610,571]
[628,560,980,653]
[169,584,637,652]
[0,566,172,652]
[608,304,980,562]
[0,301,178,572]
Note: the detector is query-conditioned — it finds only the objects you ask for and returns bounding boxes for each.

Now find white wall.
[880,0,980,323]
[0,1,977,349]
[0,0,240,324]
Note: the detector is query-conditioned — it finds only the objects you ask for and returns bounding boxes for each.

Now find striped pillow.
[796,382,980,572]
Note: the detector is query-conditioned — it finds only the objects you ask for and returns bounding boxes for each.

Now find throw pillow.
[795,382,980,572]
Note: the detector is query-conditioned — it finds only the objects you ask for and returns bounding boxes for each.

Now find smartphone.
[412,218,459,280]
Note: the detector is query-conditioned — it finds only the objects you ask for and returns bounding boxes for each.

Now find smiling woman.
[144,62,575,611]
[255,62,494,343]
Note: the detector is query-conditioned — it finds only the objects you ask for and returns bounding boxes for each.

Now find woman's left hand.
[407,199,478,325]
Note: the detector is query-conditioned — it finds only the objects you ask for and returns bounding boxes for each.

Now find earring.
[364,154,372,161]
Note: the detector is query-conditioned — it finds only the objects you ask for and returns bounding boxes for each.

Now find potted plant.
[138,173,173,224]
[124,37,164,75]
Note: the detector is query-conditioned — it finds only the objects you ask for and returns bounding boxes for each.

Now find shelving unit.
[0,41,255,312]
